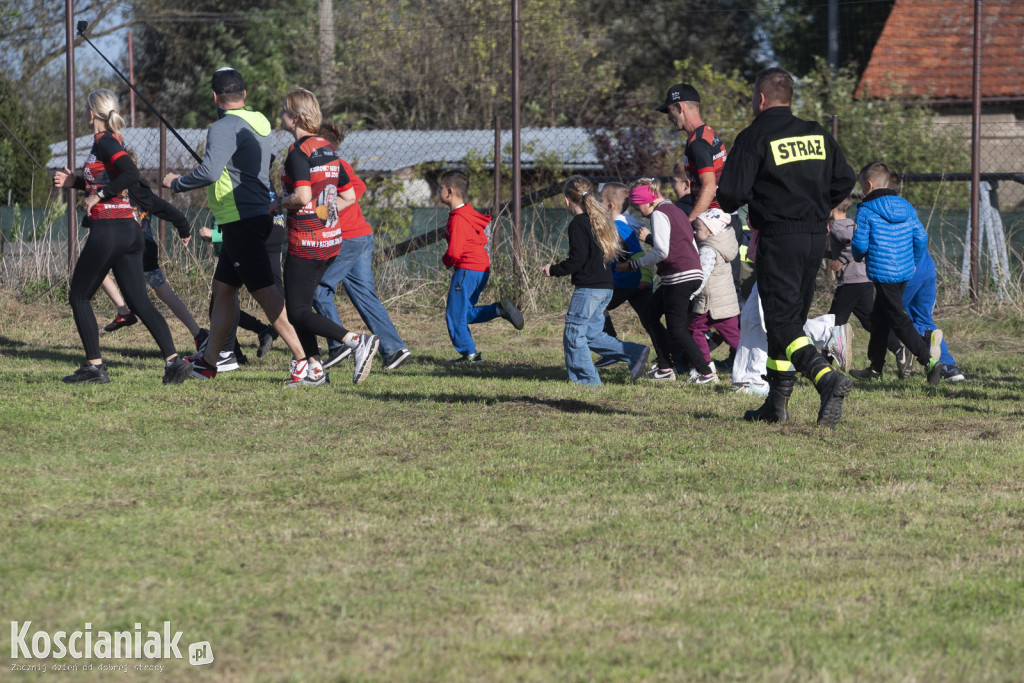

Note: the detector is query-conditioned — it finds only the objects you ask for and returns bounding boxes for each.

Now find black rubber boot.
[814,369,853,428]
[791,344,854,429]
[744,369,795,423]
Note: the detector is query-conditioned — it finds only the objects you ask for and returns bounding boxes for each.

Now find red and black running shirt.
[683,124,728,210]
[82,131,136,221]
[281,136,352,260]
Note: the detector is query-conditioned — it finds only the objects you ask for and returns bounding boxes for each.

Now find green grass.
[2,297,1024,682]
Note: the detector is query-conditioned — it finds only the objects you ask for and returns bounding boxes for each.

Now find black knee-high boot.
[744,369,796,423]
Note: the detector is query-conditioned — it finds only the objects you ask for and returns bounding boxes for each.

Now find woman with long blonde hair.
[271,88,379,386]
[53,89,191,385]
[542,175,650,386]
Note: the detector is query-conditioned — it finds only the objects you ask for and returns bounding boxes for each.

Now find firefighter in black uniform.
[718,67,857,428]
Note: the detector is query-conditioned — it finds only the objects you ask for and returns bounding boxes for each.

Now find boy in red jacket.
[438,170,523,362]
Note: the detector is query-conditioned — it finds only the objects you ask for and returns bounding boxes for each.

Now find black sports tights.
[70,220,177,360]
[284,254,351,359]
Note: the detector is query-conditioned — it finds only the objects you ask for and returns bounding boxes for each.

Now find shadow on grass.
[413,353,573,382]
[1,341,168,366]
[366,390,641,416]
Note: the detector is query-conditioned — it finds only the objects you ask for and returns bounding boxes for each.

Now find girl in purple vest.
[617,178,717,384]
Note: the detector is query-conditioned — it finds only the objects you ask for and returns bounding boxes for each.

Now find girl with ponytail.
[542,175,650,386]
[53,89,191,385]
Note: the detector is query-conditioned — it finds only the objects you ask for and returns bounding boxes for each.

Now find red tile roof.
[856,0,1024,100]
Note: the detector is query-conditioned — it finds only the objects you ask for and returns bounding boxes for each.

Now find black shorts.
[213,214,276,292]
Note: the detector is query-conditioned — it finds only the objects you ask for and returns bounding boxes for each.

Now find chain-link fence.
[3,0,1022,305]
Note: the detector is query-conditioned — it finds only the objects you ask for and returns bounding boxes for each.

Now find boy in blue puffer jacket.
[849,161,944,385]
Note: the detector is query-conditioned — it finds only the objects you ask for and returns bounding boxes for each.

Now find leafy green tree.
[0,76,51,205]
[795,58,969,207]
[759,0,896,78]
[132,1,317,128]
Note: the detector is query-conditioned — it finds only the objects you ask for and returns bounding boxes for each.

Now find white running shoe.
[284,358,309,387]
[352,334,380,385]
[827,323,852,372]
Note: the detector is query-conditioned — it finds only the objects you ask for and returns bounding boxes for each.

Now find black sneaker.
[62,362,110,384]
[451,352,483,364]
[498,299,525,330]
[594,356,620,368]
[103,312,137,333]
[926,358,944,386]
[217,351,240,372]
[849,367,882,381]
[942,365,965,382]
[322,345,353,370]
[162,356,192,385]
[256,325,278,358]
[894,346,913,380]
[384,348,411,370]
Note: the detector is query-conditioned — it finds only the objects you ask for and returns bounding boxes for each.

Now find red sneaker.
[103,312,138,333]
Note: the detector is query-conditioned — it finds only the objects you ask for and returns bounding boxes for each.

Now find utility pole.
[511,0,522,297]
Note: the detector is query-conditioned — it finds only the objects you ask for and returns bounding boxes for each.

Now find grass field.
[2,295,1024,682]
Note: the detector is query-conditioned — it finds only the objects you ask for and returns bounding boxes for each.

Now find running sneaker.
[322,345,353,370]
[594,356,620,368]
[352,334,380,385]
[827,323,853,372]
[688,371,719,385]
[927,329,944,361]
[732,382,769,396]
[62,362,110,384]
[894,346,913,380]
[498,299,525,330]
[256,325,277,358]
[850,366,883,381]
[103,312,137,333]
[628,346,651,382]
[187,353,217,379]
[217,351,240,372]
[926,358,944,386]
[284,358,309,386]
[383,348,411,370]
[162,356,192,385]
[644,366,677,381]
[450,352,483,364]
[286,359,328,387]
[942,365,965,382]
[194,328,209,353]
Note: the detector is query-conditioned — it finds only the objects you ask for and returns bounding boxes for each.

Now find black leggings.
[644,281,712,375]
[284,254,350,358]
[70,220,176,360]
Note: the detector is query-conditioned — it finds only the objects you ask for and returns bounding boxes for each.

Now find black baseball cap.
[211,68,245,95]
[656,83,700,112]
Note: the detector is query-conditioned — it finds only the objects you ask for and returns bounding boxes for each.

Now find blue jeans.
[564,287,646,386]
[446,268,499,355]
[903,272,956,366]
[312,234,407,356]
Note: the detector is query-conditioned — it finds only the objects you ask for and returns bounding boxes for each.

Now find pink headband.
[628,186,659,206]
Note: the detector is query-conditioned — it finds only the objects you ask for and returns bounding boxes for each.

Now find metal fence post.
[65,0,77,275]
[511,0,523,298]
[969,0,983,304]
